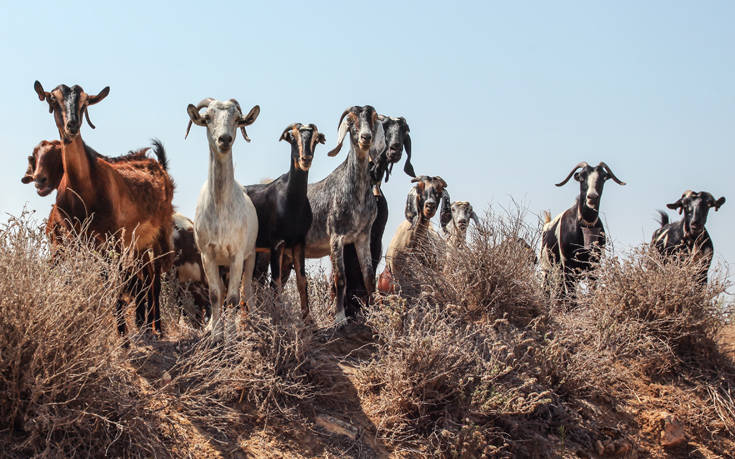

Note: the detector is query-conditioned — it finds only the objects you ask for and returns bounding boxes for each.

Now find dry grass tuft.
[169,286,326,431]
[406,205,543,327]
[0,212,174,457]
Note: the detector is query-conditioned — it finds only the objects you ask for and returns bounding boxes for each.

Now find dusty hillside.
[1,211,733,458]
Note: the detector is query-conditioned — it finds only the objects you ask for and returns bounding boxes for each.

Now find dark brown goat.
[34,81,174,336]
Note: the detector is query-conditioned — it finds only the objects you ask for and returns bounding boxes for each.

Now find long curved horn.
[327,109,351,157]
[555,162,589,187]
[84,107,96,129]
[229,98,250,141]
[598,161,626,185]
[185,98,214,139]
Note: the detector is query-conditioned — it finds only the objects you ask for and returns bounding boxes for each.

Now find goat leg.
[201,254,224,340]
[292,244,309,320]
[329,235,347,324]
[354,235,375,306]
[241,254,256,317]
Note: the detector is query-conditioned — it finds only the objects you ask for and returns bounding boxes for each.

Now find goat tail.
[151,138,168,171]
[656,210,669,228]
[543,210,551,224]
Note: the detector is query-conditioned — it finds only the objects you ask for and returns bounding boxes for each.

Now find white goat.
[185,98,260,340]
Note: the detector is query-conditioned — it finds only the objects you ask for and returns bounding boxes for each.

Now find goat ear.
[238,105,260,126]
[403,133,415,177]
[439,190,452,230]
[279,130,292,142]
[316,133,326,145]
[34,81,49,101]
[404,187,420,226]
[373,121,386,153]
[21,156,35,184]
[714,196,726,211]
[327,114,350,157]
[185,104,206,139]
[666,199,683,214]
[573,172,582,182]
[470,210,480,226]
[87,86,110,105]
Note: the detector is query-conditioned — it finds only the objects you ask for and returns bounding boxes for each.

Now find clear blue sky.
[1,1,733,272]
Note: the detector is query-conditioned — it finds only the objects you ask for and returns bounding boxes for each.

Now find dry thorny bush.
[166,282,328,435]
[404,204,543,327]
[3,206,735,457]
[357,206,735,456]
[0,212,175,457]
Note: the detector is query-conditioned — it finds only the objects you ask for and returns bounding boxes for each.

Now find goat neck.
[576,196,599,227]
[286,146,309,205]
[206,137,237,205]
[60,134,97,204]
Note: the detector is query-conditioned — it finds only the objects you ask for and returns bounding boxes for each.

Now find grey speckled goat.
[292,105,386,324]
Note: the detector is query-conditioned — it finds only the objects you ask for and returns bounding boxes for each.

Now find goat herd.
[21,81,726,341]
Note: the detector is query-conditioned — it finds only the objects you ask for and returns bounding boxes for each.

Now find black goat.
[540,161,626,297]
[341,115,415,316]
[244,123,326,318]
[651,190,725,284]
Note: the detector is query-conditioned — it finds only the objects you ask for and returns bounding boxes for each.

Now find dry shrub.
[582,246,729,374]
[405,204,543,326]
[170,287,325,430]
[357,297,557,457]
[0,212,173,457]
[537,245,735,454]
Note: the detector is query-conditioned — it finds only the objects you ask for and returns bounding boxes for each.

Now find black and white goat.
[341,115,415,316]
[244,123,326,318]
[651,190,725,284]
[380,175,449,294]
[540,161,626,297]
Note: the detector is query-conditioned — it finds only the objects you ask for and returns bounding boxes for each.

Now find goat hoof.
[334,310,348,327]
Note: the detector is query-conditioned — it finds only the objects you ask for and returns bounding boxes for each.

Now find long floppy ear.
[666,198,684,214]
[402,132,415,177]
[87,86,110,105]
[327,110,351,157]
[714,196,726,211]
[21,155,36,184]
[316,132,326,144]
[404,186,421,226]
[439,189,452,229]
[470,206,480,226]
[237,105,260,143]
[372,121,386,154]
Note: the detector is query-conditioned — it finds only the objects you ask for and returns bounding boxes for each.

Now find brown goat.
[34,81,174,336]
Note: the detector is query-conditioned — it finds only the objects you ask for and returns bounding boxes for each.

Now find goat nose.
[218,134,232,145]
[38,176,47,185]
[360,133,372,143]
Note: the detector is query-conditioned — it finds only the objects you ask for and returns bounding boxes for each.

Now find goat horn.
[185,98,214,139]
[555,162,589,187]
[410,175,429,183]
[83,107,96,129]
[279,123,300,141]
[327,109,351,157]
[598,162,626,185]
